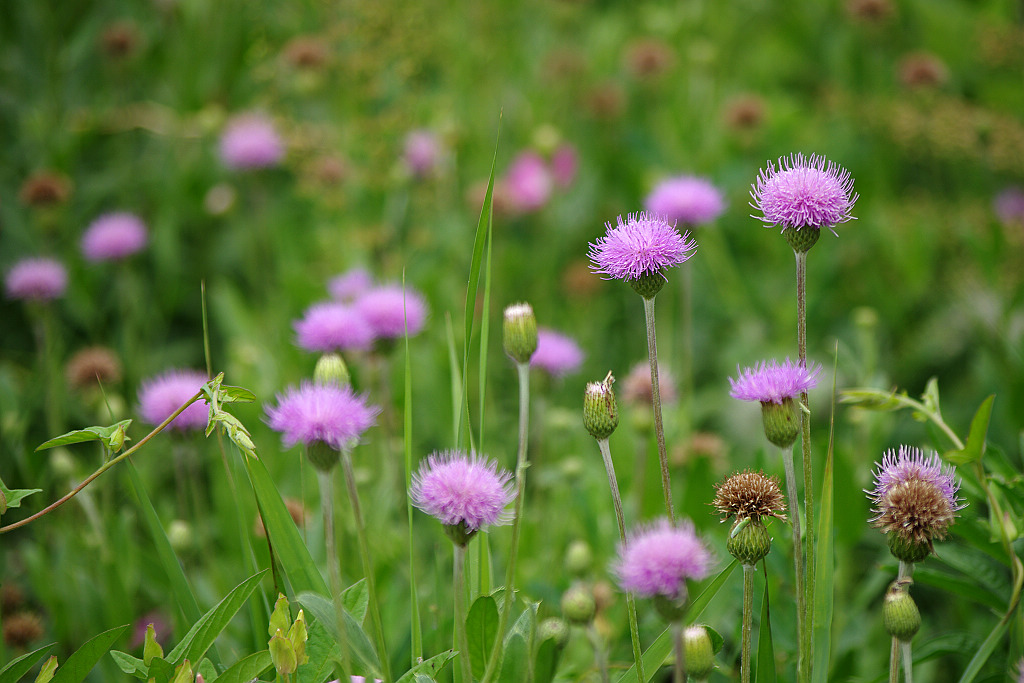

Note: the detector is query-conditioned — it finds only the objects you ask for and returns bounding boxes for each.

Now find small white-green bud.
[537,617,570,649]
[314,353,350,387]
[564,540,593,577]
[503,303,538,364]
[883,579,921,642]
[561,583,596,624]
[684,625,715,679]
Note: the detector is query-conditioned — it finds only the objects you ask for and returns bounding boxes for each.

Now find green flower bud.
[583,373,619,440]
[269,593,291,637]
[684,625,715,679]
[561,583,596,624]
[167,520,192,553]
[564,540,593,577]
[887,533,931,564]
[782,226,821,254]
[537,617,570,649]
[628,272,666,299]
[143,623,164,666]
[306,440,340,472]
[443,520,477,548]
[883,580,921,642]
[314,353,351,387]
[287,609,309,666]
[269,628,298,676]
[760,398,800,449]
[170,660,194,683]
[108,423,127,452]
[726,518,772,566]
[652,593,687,622]
[503,303,538,364]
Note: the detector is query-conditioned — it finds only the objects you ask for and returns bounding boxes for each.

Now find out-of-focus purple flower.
[219,114,284,170]
[750,153,857,233]
[531,328,584,378]
[354,285,428,339]
[294,302,374,353]
[410,450,514,532]
[622,361,677,405]
[644,175,726,225]
[588,212,697,282]
[501,152,553,213]
[729,358,821,405]
[994,187,1024,227]
[131,611,171,648]
[5,258,68,301]
[81,212,148,262]
[265,381,379,451]
[551,144,578,188]
[613,518,712,600]
[403,130,442,178]
[328,267,374,302]
[138,369,209,432]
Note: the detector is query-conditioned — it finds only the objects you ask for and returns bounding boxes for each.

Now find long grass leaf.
[956,613,1011,683]
[0,643,54,683]
[478,219,493,452]
[297,591,383,675]
[811,351,838,683]
[215,651,273,683]
[755,578,776,683]
[51,624,129,683]
[403,272,423,665]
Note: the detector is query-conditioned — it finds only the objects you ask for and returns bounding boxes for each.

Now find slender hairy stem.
[642,295,675,521]
[900,642,913,683]
[795,250,814,683]
[318,469,352,683]
[453,543,473,683]
[481,362,532,683]
[680,264,694,437]
[341,450,392,683]
[673,620,687,683]
[741,564,755,683]
[780,444,806,676]
[597,438,645,683]
[588,622,612,683]
[889,638,899,683]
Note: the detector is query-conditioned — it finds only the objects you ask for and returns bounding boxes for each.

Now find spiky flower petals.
[531,328,584,378]
[138,369,209,432]
[588,212,697,287]
[613,518,712,601]
[410,450,514,541]
[867,446,964,554]
[729,358,821,405]
[750,153,857,233]
[713,470,787,523]
[265,382,379,451]
[294,302,374,353]
[644,175,726,226]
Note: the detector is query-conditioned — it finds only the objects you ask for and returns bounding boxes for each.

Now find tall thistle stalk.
[642,295,675,521]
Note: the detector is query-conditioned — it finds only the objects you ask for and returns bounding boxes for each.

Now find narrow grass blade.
[755,575,776,683]
[956,614,1012,683]
[403,272,423,665]
[0,643,53,683]
[944,395,995,466]
[51,624,129,683]
[477,221,493,452]
[811,358,837,683]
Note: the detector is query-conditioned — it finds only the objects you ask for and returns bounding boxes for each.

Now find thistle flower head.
[501,151,553,213]
[219,114,284,170]
[293,302,374,353]
[81,212,148,262]
[327,267,373,302]
[531,328,584,378]
[354,284,428,339]
[729,358,821,405]
[138,369,209,432]
[265,381,379,452]
[588,212,698,292]
[644,175,726,226]
[867,446,964,554]
[613,518,712,601]
[5,258,68,301]
[403,130,442,178]
[713,470,787,523]
[750,153,857,234]
[503,302,538,364]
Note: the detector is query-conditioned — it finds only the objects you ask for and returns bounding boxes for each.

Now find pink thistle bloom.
[531,328,584,378]
[266,382,379,451]
[410,450,514,531]
[588,211,697,282]
[355,284,428,339]
[502,151,553,213]
[994,187,1024,227]
[81,212,148,262]
[613,518,712,600]
[550,144,578,188]
[750,153,857,233]
[867,445,963,515]
[219,114,284,169]
[138,369,209,432]
[644,175,726,225]
[5,258,68,301]
[622,361,678,405]
[294,302,374,353]
[403,130,442,178]
[729,358,821,405]
[327,267,374,302]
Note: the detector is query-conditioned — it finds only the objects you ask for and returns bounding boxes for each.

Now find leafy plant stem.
[742,563,754,683]
[795,249,814,683]
[318,468,353,683]
[642,294,675,522]
[453,543,473,683]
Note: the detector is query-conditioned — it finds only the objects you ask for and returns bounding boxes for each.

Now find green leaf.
[51,624,129,683]
[146,658,175,683]
[837,388,907,412]
[944,394,994,465]
[218,384,256,403]
[956,614,1011,683]
[33,656,57,683]
[504,600,537,649]
[165,570,267,665]
[912,566,1004,610]
[467,595,499,679]
[296,590,381,675]
[35,420,133,451]
[921,377,941,414]
[0,482,42,514]
[402,272,423,665]
[702,625,724,655]
[108,651,147,680]
[497,633,528,683]
[812,437,834,683]
[297,618,335,683]
[532,638,559,683]
[343,578,370,624]
[393,650,457,683]
[755,582,776,683]
[0,643,54,683]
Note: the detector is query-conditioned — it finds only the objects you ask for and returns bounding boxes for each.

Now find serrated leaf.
[498,633,528,683]
[295,591,381,675]
[165,571,267,665]
[393,650,457,683]
[944,395,994,465]
[467,595,499,679]
[35,420,133,451]
[51,624,129,683]
[0,643,54,683]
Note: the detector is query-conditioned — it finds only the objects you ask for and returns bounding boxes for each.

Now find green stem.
[587,622,611,683]
[780,444,806,674]
[680,263,694,438]
[673,619,687,683]
[795,250,814,683]
[889,638,899,683]
[741,564,754,683]
[597,438,646,683]
[341,450,392,683]
[900,642,913,683]
[642,295,675,522]
[454,543,473,683]
[318,469,352,683]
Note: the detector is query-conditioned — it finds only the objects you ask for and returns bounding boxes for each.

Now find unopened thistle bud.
[684,625,715,679]
[314,352,350,387]
[537,617,570,649]
[561,583,596,624]
[883,579,921,642]
[503,302,538,364]
[305,440,340,472]
[583,372,619,440]
[760,398,801,449]
[782,226,821,253]
[726,519,772,566]
[564,540,593,577]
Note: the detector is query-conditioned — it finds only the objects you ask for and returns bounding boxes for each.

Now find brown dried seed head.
[713,470,787,522]
[66,346,123,389]
[871,478,956,545]
[3,612,44,649]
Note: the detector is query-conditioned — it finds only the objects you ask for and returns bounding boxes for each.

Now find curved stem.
[795,250,814,683]
[741,564,755,683]
[780,445,806,675]
[642,295,675,522]
[453,543,473,683]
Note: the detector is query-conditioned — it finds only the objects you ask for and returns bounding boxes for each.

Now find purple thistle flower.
[219,114,284,170]
[403,130,442,178]
[588,212,698,282]
[994,187,1024,227]
[138,369,209,432]
[265,381,379,451]
[294,302,375,353]
[354,285,428,339]
[531,328,584,378]
[550,144,578,189]
[81,212,148,262]
[327,267,374,302]
[501,151,553,213]
[410,450,514,531]
[867,446,963,513]
[5,258,68,301]
[613,518,712,600]
[750,153,858,233]
[729,358,821,405]
[644,175,726,226]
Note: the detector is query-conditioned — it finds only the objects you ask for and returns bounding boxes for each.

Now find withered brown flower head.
[19,172,71,207]
[3,612,44,649]
[101,20,140,59]
[1,584,24,615]
[713,470,786,523]
[898,52,949,89]
[723,95,766,131]
[66,346,123,389]
[870,478,957,547]
[284,37,330,70]
[846,0,893,23]
[624,39,675,80]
